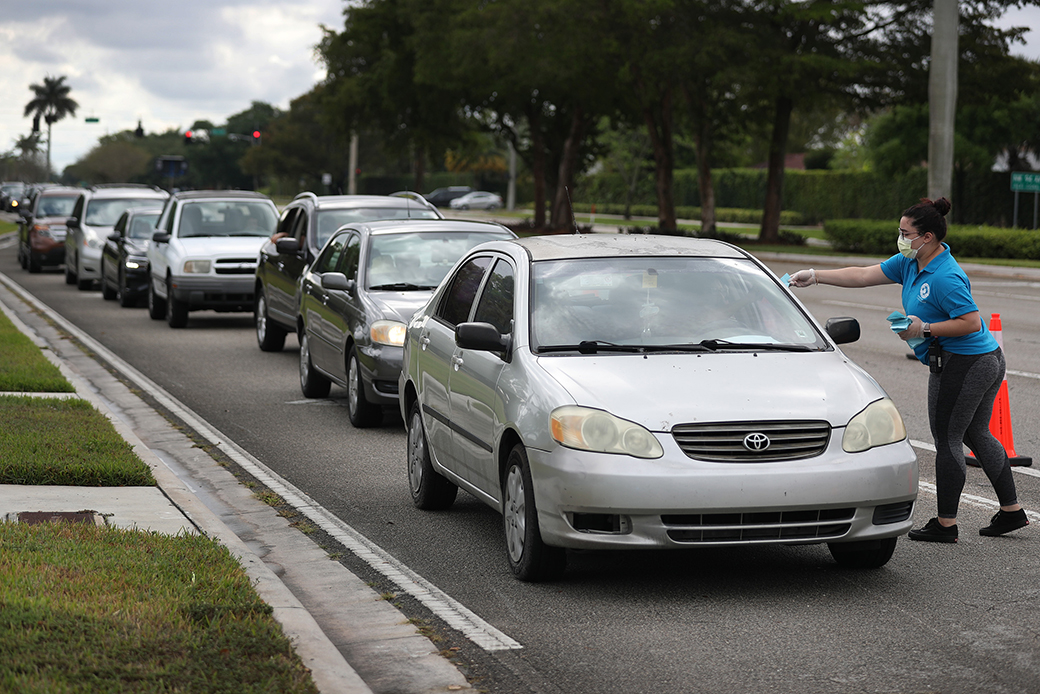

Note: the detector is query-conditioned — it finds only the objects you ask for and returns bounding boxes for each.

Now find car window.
[314,233,348,273]
[292,209,309,245]
[37,195,78,217]
[436,256,492,327]
[365,230,513,290]
[338,234,361,280]
[128,213,161,239]
[85,198,162,226]
[315,207,440,246]
[178,201,276,238]
[162,202,178,232]
[113,212,128,234]
[472,259,515,335]
[275,207,299,238]
[530,256,827,350]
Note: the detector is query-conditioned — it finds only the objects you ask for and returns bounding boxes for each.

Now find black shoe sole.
[979,519,1029,537]
[908,531,958,543]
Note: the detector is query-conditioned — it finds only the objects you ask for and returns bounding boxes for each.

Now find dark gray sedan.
[297,219,516,427]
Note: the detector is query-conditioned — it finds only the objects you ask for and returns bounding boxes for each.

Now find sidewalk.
[0,269,472,694]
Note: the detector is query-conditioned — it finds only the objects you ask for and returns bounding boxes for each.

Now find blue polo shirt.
[880,244,998,364]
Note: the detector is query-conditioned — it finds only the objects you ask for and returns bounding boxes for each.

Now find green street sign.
[211,127,226,136]
[84,117,99,123]
[1011,171,1040,193]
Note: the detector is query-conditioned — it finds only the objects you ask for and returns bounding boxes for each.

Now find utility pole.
[928,0,958,201]
[348,133,359,195]
[507,140,516,211]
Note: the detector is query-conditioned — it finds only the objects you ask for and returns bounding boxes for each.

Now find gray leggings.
[928,347,1018,518]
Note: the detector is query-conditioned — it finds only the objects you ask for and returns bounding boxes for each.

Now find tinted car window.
[128,213,161,239]
[85,198,161,226]
[436,256,492,327]
[314,233,349,273]
[38,195,79,217]
[316,207,440,245]
[473,259,515,335]
[339,234,361,280]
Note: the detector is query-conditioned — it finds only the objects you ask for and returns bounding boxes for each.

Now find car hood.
[535,351,886,431]
[174,236,268,255]
[370,291,434,324]
[124,238,149,255]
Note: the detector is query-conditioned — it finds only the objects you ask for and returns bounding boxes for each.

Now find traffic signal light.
[252,130,261,145]
[184,130,193,145]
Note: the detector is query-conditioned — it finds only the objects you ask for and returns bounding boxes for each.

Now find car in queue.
[16,185,81,273]
[449,191,503,210]
[399,234,918,581]
[147,190,278,328]
[1,181,26,212]
[100,206,163,307]
[297,219,516,428]
[65,184,169,290]
[423,186,472,208]
[255,192,443,352]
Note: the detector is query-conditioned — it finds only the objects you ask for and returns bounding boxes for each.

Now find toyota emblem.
[743,433,770,451]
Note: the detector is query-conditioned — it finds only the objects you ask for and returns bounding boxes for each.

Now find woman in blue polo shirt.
[789,197,1028,543]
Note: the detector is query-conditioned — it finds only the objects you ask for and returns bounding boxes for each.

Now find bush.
[824,218,1040,259]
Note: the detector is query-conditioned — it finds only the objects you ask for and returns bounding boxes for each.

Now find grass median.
[0,294,319,692]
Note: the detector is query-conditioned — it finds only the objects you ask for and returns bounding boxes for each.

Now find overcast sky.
[2,1,1038,176]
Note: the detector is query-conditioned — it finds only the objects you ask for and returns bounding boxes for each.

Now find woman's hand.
[789,269,817,287]
[899,315,925,341]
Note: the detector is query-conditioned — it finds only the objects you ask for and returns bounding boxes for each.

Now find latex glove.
[899,315,925,341]
[788,269,817,288]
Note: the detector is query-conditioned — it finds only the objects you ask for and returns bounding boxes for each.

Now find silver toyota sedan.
[399,234,918,581]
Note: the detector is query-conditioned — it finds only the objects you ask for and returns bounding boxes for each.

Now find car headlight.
[33,224,52,238]
[125,260,143,270]
[370,320,406,347]
[550,406,663,459]
[182,260,211,273]
[85,235,100,249]
[842,398,907,453]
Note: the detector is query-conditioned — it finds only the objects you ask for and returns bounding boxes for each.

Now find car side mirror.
[825,316,860,345]
[275,237,300,254]
[456,322,510,353]
[66,217,80,229]
[107,232,121,242]
[321,272,355,292]
[152,231,171,243]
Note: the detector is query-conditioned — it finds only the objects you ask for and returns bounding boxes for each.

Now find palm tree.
[23,75,78,179]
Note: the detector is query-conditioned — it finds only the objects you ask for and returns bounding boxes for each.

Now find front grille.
[214,257,258,275]
[662,508,854,543]
[672,420,830,462]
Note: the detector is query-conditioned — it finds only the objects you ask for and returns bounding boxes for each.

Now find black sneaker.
[908,517,958,543]
[979,509,1029,537]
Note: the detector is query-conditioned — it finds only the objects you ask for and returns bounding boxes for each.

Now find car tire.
[28,253,41,274]
[828,537,898,569]
[503,444,566,582]
[255,289,287,352]
[147,279,166,320]
[407,401,457,510]
[299,330,331,398]
[347,345,382,427]
[65,259,77,285]
[166,277,188,328]
[117,268,135,308]
[101,262,117,300]
[18,247,26,269]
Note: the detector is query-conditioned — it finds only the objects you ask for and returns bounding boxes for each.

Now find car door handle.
[451,355,463,371]
[419,334,430,350]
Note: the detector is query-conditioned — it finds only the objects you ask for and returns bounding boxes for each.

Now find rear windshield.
[86,198,164,226]
[36,195,79,218]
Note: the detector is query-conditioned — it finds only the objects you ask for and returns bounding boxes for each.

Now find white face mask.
[897,234,919,259]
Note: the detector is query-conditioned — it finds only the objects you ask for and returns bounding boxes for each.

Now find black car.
[100,206,163,307]
[296,218,516,427]
[423,186,472,207]
[254,192,443,352]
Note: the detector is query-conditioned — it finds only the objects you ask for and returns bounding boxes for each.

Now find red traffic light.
[186,130,193,138]
[184,130,193,145]
[252,130,261,139]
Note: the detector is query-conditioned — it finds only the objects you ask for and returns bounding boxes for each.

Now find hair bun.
[932,197,952,217]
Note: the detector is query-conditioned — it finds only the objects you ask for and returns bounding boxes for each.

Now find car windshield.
[178,201,277,238]
[85,198,163,226]
[316,207,440,245]
[127,213,161,239]
[366,230,514,290]
[531,256,826,352]
[37,195,79,217]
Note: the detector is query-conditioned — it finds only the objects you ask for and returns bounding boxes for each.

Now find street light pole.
[928,0,958,202]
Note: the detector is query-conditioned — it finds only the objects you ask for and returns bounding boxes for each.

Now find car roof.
[122,206,164,217]
[290,192,440,212]
[87,184,168,199]
[37,186,83,196]
[171,190,273,201]
[505,234,750,261]
[337,218,516,237]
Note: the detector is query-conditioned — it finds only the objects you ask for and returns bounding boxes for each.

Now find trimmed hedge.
[570,202,807,226]
[824,218,1040,260]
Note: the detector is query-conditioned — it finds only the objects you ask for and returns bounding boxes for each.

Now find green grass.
[0,308,75,392]
[0,522,318,694]
[0,396,156,485]
[0,221,16,235]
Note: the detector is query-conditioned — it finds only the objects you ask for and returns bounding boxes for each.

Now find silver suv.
[65,184,169,290]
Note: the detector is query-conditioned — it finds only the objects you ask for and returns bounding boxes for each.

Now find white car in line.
[449,191,503,210]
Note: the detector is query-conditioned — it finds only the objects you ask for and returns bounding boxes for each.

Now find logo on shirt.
[919,283,931,301]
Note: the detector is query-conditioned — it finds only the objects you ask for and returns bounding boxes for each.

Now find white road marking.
[911,439,1040,481]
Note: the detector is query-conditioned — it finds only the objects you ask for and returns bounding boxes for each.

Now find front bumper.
[526,434,918,550]
[358,343,404,406]
[169,275,254,312]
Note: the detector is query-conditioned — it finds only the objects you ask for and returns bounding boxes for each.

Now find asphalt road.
[3,229,1039,694]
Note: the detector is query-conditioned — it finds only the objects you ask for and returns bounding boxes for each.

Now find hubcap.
[408,411,424,493]
[256,295,267,342]
[299,334,311,386]
[504,466,526,563]
[348,354,360,415]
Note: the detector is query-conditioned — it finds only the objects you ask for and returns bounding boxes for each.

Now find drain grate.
[16,511,105,527]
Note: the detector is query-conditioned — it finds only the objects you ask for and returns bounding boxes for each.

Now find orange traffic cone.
[968,313,1032,467]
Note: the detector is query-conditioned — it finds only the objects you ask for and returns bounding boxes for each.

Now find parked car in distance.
[65,184,169,290]
[423,186,472,207]
[254,192,443,352]
[296,218,516,428]
[100,206,163,306]
[147,190,278,328]
[449,191,503,210]
[16,185,81,273]
[399,234,918,581]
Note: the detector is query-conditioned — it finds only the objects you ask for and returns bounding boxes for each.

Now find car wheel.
[299,330,331,398]
[147,279,166,320]
[255,289,287,352]
[828,537,898,569]
[117,268,135,308]
[18,247,26,269]
[347,345,382,427]
[407,401,457,510]
[28,253,41,274]
[502,444,566,582]
[65,258,77,285]
[165,277,188,328]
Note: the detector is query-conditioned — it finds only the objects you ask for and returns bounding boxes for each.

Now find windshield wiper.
[536,340,647,354]
[698,339,813,352]
[368,282,436,291]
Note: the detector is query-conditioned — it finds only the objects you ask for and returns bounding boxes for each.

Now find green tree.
[23,75,79,179]
[65,136,152,184]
